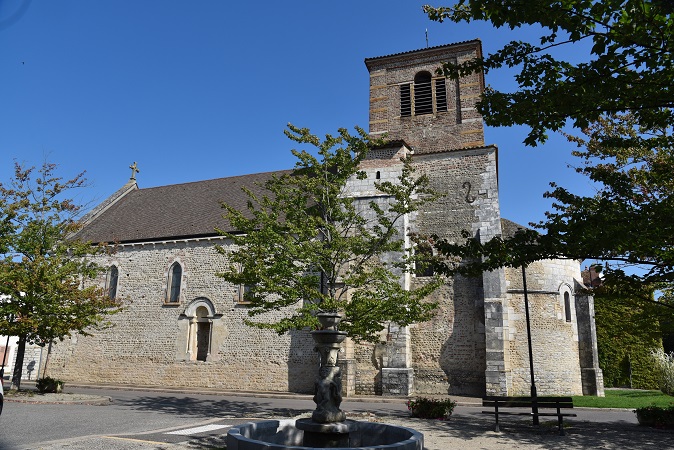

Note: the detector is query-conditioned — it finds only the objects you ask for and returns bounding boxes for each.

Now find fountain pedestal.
[226,311,424,449]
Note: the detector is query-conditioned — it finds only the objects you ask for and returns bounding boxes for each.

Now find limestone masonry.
[50,41,604,397]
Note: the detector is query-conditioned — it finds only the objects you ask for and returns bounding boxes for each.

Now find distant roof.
[74,170,289,244]
[500,218,533,239]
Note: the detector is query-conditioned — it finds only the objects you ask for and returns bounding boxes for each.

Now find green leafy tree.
[434,114,674,296]
[423,1,674,306]
[595,289,663,389]
[424,0,674,147]
[0,162,123,389]
[217,125,443,343]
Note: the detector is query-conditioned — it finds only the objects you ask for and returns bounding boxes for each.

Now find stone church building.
[50,40,604,397]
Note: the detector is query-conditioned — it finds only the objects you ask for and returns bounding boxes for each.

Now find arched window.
[167,262,182,303]
[564,292,572,323]
[400,71,449,117]
[414,72,433,115]
[107,266,119,299]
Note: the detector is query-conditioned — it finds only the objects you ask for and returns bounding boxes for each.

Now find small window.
[376,171,381,180]
[237,284,254,304]
[414,243,435,277]
[107,266,119,299]
[414,72,433,115]
[400,84,411,117]
[564,292,572,322]
[168,262,182,303]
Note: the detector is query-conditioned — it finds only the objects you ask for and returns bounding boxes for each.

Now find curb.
[64,382,483,406]
[5,393,113,405]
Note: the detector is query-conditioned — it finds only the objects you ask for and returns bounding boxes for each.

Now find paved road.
[0,385,412,449]
[0,385,648,450]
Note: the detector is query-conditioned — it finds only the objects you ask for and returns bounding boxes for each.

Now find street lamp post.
[522,265,539,425]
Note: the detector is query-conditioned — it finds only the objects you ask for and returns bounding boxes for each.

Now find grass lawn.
[572,389,674,408]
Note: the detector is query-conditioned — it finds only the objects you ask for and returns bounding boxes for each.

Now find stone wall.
[10,343,42,381]
[50,240,318,393]
[408,147,499,396]
[503,260,585,395]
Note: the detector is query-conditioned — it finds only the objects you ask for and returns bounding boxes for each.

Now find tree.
[216,125,442,343]
[435,114,674,286]
[0,162,123,389]
[594,290,663,389]
[423,2,674,304]
[433,114,674,317]
[424,0,674,147]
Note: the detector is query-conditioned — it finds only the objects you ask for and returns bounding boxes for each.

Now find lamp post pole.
[522,265,539,425]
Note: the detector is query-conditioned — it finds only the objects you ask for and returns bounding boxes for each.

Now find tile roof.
[364,39,481,67]
[500,218,534,239]
[74,170,289,244]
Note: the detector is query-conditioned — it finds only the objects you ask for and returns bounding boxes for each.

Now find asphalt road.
[0,385,641,450]
[0,386,412,449]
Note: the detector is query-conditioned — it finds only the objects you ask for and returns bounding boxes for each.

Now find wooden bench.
[482,396,576,435]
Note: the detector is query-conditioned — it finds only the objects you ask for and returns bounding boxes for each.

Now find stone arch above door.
[176,297,223,362]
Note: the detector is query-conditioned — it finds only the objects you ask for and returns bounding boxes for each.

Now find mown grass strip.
[572,389,674,408]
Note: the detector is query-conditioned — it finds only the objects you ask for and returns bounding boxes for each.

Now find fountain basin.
[227,419,423,450]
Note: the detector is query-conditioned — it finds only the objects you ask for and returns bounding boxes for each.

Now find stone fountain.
[227,312,424,449]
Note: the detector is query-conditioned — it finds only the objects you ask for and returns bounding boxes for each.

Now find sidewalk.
[6,379,482,406]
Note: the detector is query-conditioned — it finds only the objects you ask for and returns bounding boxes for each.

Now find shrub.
[406,397,456,420]
[35,377,64,394]
[651,349,674,396]
[635,405,674,429]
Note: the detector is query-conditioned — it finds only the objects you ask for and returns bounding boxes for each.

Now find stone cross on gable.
[129,162,140,181]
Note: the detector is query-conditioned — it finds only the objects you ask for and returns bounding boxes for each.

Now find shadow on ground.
[114,394,309,418]
[394,414,673,450]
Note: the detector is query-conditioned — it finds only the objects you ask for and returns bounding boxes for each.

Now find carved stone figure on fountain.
[312,366,346,423]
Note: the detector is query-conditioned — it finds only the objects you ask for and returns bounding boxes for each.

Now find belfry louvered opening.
[399,71,448,117]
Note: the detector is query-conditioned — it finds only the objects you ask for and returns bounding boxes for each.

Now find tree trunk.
[11,335,26,390]
[42,341,53,378]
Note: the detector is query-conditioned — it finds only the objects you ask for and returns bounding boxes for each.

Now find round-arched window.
[414,71,433,115]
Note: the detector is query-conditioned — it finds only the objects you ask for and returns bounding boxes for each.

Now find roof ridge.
[135,169,292,191]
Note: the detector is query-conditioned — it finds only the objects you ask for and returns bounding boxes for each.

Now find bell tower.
[364,40,485,154]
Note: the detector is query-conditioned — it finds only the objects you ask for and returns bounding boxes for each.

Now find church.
[50,40,604,397]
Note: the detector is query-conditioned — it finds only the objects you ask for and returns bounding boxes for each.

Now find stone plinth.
[382,367,414,396]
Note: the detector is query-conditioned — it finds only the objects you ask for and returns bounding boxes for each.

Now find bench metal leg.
[494,405,500,432]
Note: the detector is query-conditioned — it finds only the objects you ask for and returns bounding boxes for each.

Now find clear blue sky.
[0,0,592,230]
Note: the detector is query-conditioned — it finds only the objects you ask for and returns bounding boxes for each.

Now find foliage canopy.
[424,2,674,306]
[217,125,442,343]
[0,162,123,386]
[424,0,674,147]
